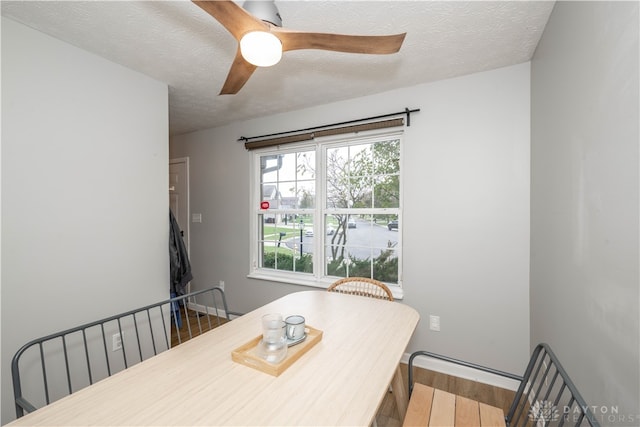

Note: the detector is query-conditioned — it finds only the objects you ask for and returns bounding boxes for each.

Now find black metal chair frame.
[11,286,231,418]
[408,343,601,427]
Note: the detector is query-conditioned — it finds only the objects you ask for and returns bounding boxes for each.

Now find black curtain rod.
[238,107,420,142]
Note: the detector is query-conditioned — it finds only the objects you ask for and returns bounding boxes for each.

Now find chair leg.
[391,366,409,420]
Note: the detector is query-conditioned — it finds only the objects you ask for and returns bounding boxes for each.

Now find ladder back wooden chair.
[327,277,394,301]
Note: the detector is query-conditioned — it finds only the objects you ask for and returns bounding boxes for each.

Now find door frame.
[169,157,190,254]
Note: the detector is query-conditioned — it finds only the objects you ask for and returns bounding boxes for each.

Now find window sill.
[247,271,404,300]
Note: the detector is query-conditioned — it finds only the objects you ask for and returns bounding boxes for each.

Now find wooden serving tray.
[231,326,323,376]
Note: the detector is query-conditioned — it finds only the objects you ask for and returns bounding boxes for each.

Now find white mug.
[285,315,305,340]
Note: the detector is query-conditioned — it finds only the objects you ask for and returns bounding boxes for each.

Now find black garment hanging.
[169,209,193,295]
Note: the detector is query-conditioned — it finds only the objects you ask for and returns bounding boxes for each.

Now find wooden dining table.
[8,290,420,426]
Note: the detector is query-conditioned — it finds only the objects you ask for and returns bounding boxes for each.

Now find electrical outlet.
[429,315,441,331]
[219,280,225,291]
[112,333,122,351]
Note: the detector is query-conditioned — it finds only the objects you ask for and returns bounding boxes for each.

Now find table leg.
[391,365,409,421]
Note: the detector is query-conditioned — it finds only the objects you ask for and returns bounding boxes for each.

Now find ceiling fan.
[193,0,406,95]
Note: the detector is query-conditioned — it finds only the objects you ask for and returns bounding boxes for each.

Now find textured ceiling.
[1,1,554,136]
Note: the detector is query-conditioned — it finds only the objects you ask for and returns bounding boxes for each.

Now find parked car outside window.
[388,220,398,231]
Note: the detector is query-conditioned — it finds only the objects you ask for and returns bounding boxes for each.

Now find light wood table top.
[9,290,419,426]
[403,383,506,427]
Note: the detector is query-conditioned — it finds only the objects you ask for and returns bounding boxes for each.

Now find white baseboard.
[186,302,240,320]
[400,352,521,392]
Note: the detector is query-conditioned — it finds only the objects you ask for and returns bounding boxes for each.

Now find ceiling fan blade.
[192,0,268,41]
[275,29,406,55]
[219,48,258,95]
[193,0,405,95]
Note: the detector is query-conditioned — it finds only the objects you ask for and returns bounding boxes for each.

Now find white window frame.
[248,129,403,299]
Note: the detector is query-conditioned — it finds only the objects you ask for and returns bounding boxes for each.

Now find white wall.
[530,2,639,424]
[1,18,170,424]
[170,62,531,374]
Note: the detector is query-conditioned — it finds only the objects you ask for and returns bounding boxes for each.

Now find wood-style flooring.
[170,308,229,348]
[171,313,515,426]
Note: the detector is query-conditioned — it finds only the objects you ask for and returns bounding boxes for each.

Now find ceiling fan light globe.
[240,31,282,67]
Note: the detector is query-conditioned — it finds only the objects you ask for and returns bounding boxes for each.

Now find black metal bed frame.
[11,286,231,418]
[408,343,601,427]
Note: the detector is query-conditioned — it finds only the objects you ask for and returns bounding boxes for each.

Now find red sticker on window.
[260,201,270,210]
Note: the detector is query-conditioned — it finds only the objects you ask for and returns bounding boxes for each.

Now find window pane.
[373,174,399,209]
[323,213,399,283]
[373,139,400,175]
[293,180,316,209]
[373,248,398,284]
[259,213,313,273]
[326,144,376,209]
[326,146,349,208]
[326,140,399,210]
[373,139,400,208]
[261,151,315,209]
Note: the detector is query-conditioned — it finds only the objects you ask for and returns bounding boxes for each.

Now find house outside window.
[249,131,402,295]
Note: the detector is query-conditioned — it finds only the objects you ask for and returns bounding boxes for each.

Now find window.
[250,131,402,292]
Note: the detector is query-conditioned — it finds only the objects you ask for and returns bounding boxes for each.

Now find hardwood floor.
[171,314,514,426]
[375,363,516,427]
[170,308,228,347]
